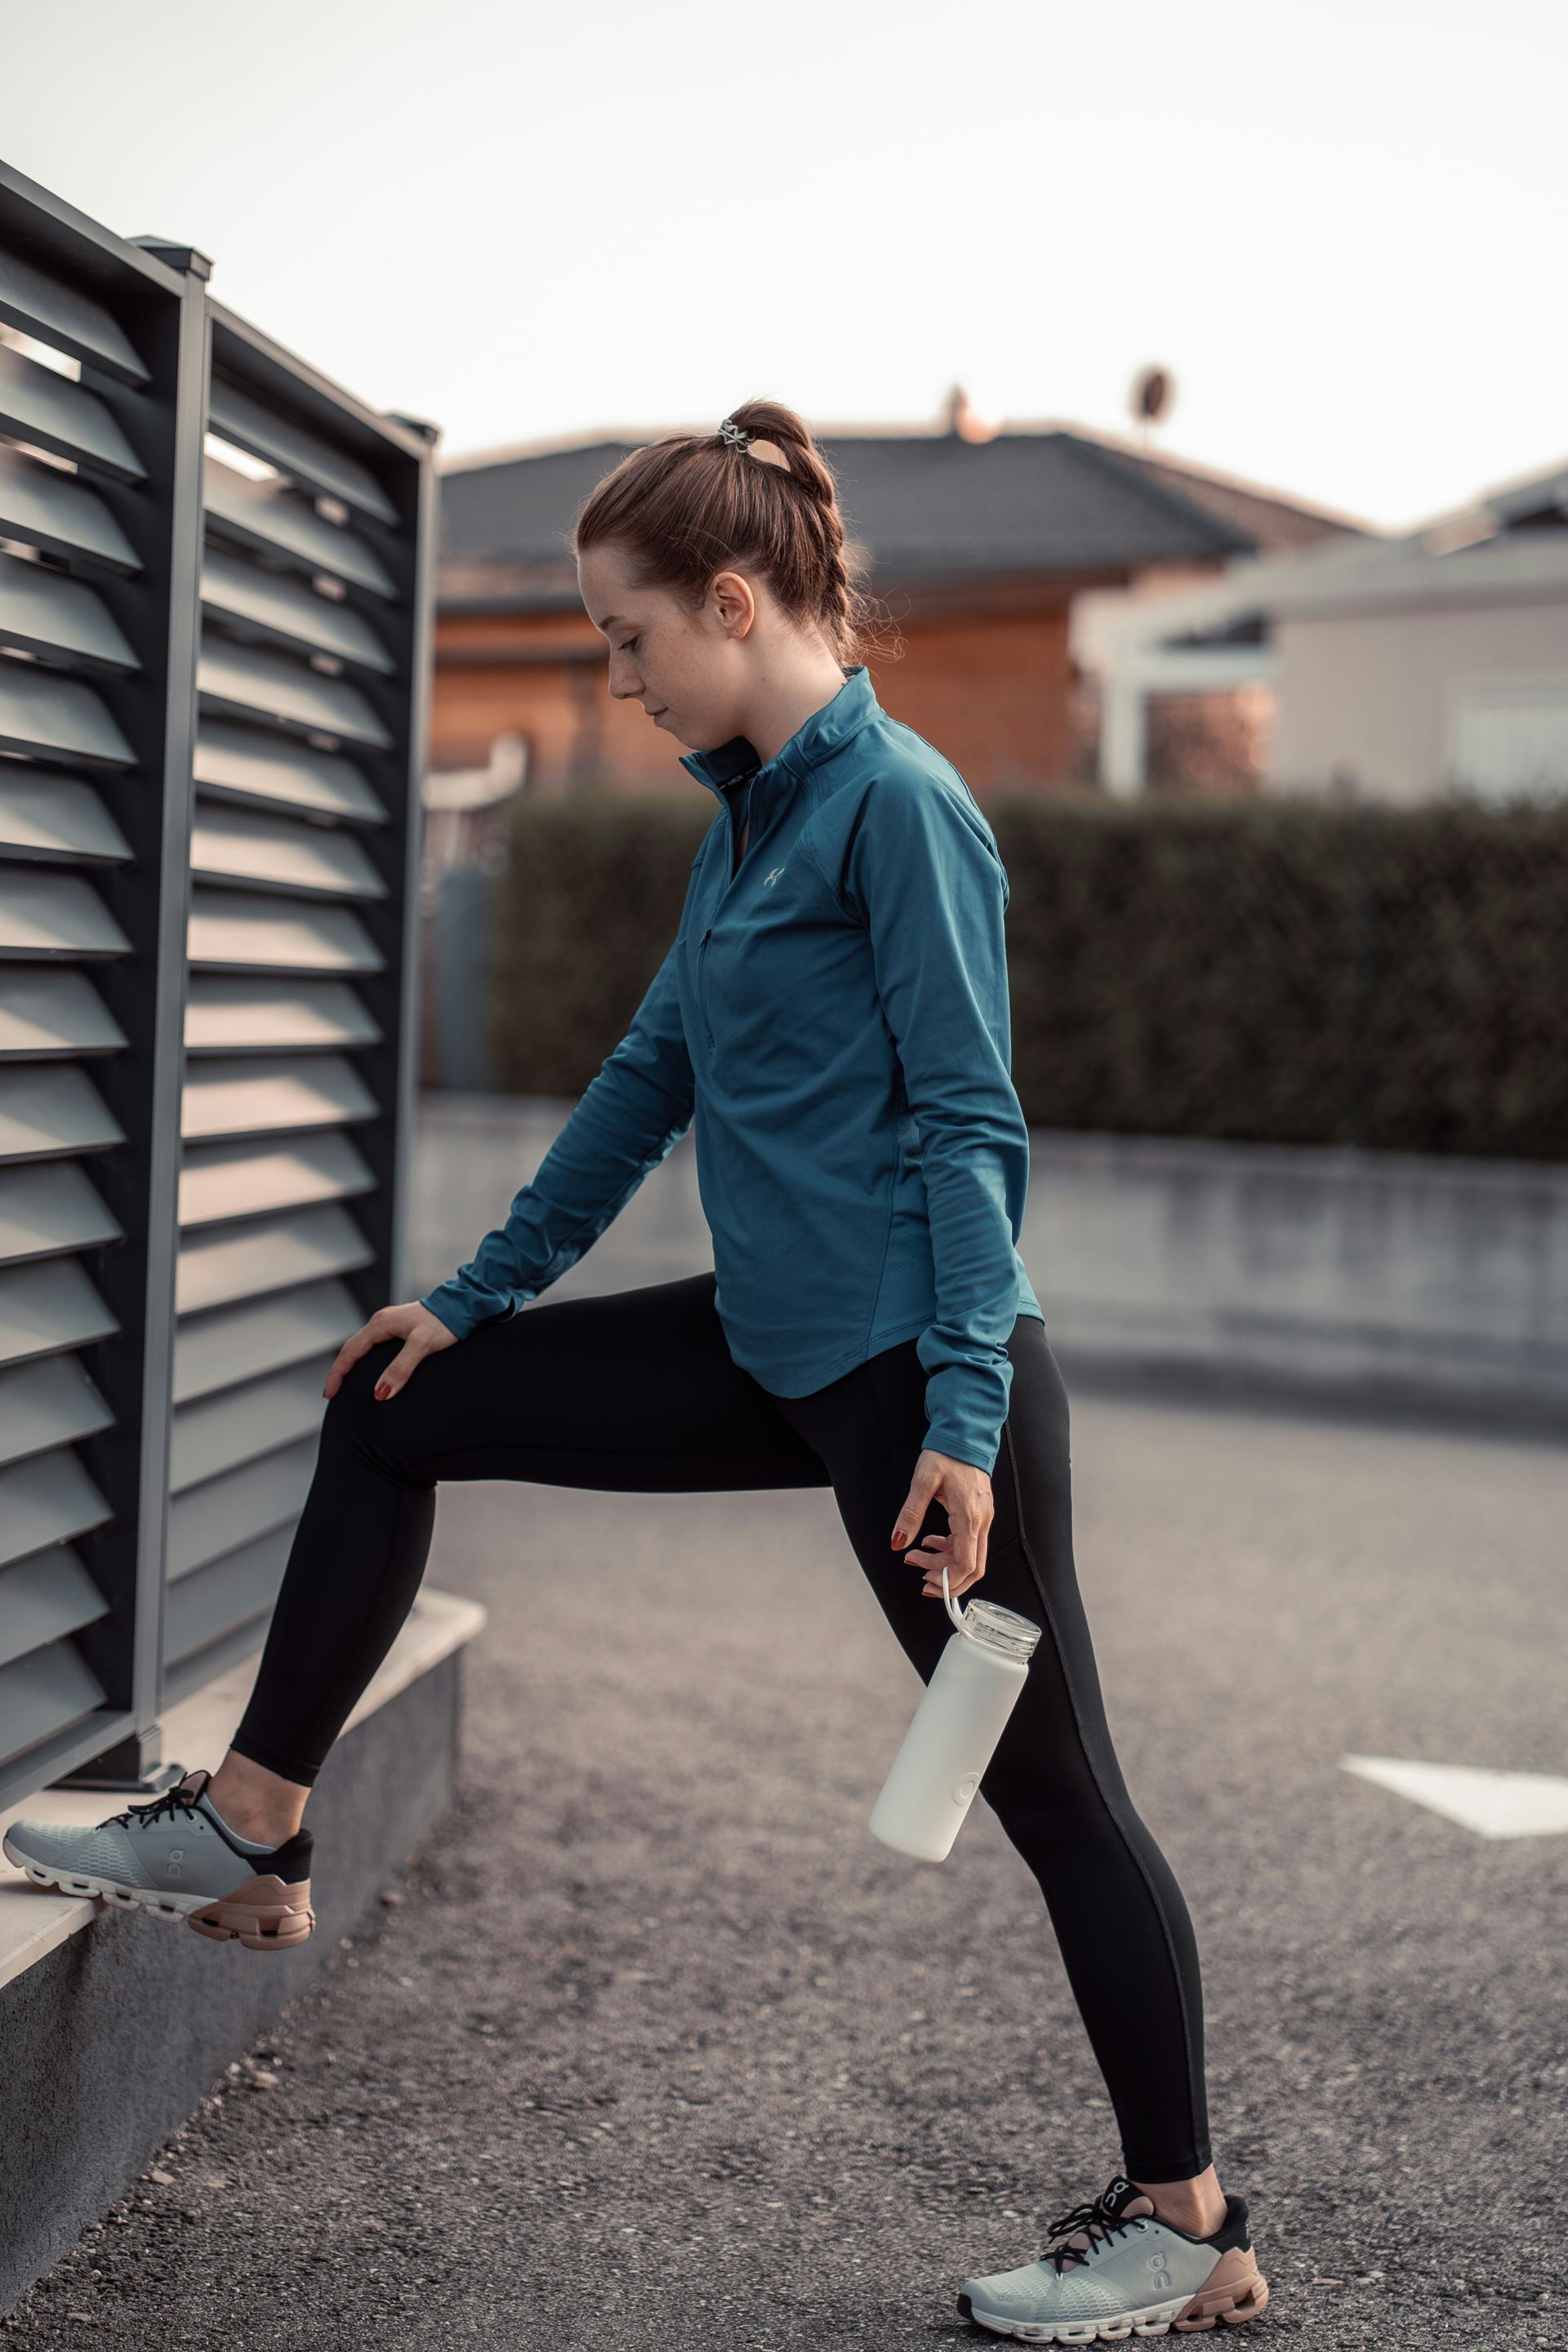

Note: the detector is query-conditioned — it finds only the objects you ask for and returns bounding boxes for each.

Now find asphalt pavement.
[4,1109,1564,2350]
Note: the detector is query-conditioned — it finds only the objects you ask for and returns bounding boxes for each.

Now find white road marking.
[1340,1754,1568,1838]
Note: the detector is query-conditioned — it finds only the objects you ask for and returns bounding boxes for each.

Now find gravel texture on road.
[4,1378,1564,2350]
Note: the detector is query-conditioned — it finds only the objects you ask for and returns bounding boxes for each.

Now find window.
[1448,682,1568,804]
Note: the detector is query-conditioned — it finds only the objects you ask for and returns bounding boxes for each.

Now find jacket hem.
[741,1307,935,1402]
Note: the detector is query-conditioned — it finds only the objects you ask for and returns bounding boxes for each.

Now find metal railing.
[0,158,435,1808]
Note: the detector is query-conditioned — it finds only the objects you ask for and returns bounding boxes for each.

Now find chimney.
[942,382,1000,443]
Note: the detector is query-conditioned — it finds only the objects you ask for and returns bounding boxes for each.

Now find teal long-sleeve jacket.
[419,664,1044,1477]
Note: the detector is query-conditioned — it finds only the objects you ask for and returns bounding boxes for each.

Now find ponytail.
[571,397,898,668]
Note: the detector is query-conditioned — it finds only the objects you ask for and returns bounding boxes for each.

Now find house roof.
[435,414,1368,614]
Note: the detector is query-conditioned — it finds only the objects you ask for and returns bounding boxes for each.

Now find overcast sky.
[6,0,1564,532]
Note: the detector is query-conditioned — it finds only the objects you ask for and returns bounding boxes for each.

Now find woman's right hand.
[322,1301,460,1404]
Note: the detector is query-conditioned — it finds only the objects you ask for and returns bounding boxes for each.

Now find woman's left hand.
[890,1449,994,1601]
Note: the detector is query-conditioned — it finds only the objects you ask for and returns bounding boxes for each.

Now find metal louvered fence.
[0,160,435,1809]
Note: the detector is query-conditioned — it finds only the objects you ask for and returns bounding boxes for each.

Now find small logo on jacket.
[763,866,786,888]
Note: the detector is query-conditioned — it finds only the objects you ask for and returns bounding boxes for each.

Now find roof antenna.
[1129,365,1175,450]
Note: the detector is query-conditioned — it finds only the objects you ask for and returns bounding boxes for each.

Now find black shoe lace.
[108,1781,198,1833]
[1038,2197,1141,2273]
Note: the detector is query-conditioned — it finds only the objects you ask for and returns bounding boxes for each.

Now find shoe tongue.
[1097,2176,1156,2223]
[175,1768,211,1804]
[1049,2177,1158,2270]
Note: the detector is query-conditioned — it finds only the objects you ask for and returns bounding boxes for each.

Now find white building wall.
[1269,598,1568,799]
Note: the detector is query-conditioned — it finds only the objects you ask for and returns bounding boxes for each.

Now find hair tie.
[717,416,753,449]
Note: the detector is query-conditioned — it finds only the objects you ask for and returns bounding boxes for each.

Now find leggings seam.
[1000,1414,1206,2177]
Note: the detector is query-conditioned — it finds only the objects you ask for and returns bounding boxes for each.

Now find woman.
[7,402,1267,2341]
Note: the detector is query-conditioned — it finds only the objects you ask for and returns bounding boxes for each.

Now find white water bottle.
[869,1563,1043,1862]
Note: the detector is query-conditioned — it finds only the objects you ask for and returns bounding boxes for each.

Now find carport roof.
[1084,445,1568,656]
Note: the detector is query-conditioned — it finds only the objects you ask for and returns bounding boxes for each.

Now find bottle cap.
[942,1562,1043,1661]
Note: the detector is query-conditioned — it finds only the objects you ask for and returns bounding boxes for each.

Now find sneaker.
[2,1766,315,1952]
[956,2171,1269,2341]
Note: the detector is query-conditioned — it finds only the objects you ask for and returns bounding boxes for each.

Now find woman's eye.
[620,637,639,655]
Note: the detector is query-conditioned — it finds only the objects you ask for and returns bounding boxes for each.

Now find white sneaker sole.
[960,2296,1194,2342]
[4,1846,206,1918]
[959,2246,1270,2340]
[3,1838,316,1950]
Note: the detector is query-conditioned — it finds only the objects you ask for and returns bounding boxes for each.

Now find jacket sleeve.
[842,774,1031,1477]
[418,924,697,1342]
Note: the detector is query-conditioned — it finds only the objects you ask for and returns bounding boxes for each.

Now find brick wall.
[434,594,1092,798]
[866,608,1076,791]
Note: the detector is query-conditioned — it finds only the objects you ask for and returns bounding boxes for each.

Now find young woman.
[7,402,1267,2341]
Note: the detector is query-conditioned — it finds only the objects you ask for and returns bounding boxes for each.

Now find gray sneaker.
[2,1766,315,1952]
[956,2172,1268,2341]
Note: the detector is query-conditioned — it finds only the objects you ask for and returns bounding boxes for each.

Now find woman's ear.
[709,568,757,641]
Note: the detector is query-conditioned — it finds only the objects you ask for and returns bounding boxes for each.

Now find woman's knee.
[327,1334,398,1392]
[319,1338,406,1448]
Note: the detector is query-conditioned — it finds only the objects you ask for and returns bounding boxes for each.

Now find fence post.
[384,412,440,1308]
[56,241,213,1789]
[429,862,499,1092]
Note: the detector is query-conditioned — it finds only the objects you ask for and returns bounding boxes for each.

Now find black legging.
[230,1272,1212,2182]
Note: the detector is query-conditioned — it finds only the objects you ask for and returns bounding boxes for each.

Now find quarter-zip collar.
[678,663,880,804]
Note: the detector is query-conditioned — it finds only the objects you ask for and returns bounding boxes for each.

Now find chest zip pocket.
[698,926,715,1051]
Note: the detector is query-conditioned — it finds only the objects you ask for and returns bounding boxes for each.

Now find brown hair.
[570,397,897,669]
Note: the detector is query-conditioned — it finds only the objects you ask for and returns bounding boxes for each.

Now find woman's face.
[577,541,751,752]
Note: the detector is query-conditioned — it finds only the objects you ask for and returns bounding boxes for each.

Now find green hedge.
[486,794,1568,1160]
[486,797,711,1099]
